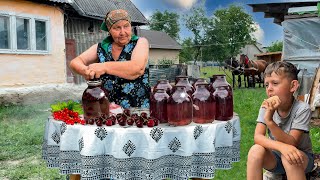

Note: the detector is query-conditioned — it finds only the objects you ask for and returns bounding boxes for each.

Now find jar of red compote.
[167,85,193,126]
[150,88,169,123]
[213,86,233,121]
[153,79,172,95]
[82,79,109,126]
[192,83,216,123]
[175,75,194,96]
[210,74,232,92]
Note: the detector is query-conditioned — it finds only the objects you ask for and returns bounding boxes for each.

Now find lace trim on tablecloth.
[42,140,240,180]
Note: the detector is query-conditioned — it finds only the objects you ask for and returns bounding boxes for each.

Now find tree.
[179,37,196,63]
[204,4,256,63]
[183,3,256,64]
[266,41,283,52]
[183,2,209,64]
[149,10,180,41]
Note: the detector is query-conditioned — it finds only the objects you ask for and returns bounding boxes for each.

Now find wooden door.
[65,39,76,83]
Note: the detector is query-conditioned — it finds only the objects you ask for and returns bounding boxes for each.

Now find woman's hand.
[279,144,305,166]
[88,63,106,79]
[82,66,96,80]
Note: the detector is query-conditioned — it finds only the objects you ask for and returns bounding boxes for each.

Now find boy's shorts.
[266,151,314,174]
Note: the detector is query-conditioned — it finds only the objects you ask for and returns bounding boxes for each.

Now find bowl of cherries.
[106,108,159,128]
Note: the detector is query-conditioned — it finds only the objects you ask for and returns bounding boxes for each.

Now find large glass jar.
[175,75,194,96]
[167,85,193,126]
[193,78,208,89]
[82,79,109,126]
[150,89,169,123]
[213,86,233,121]
[192,83,216,123]
[210,74,232,93]
[153,79,173,95]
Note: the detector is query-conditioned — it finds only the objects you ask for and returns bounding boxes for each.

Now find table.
[42,115,241,180]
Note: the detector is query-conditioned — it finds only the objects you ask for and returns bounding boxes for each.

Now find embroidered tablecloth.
[42,115,241,180]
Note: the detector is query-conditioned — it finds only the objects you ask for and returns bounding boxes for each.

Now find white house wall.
[0,0,65,87]
[149,49,180,65]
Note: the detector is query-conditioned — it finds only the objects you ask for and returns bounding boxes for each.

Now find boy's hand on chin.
[262,96,281,123]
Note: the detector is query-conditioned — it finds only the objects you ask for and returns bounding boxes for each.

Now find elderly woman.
[70,9,150,109]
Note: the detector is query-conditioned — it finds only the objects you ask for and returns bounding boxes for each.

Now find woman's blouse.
[97,36,150,109]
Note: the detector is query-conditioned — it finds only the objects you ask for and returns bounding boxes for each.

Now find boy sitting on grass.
[247,61,314,180]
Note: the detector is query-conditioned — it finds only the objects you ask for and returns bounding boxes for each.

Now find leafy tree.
[149,10,180,41]
[179,37,196,63]
[205,4,256,63]
[266,41,283,52]
[183,2,209,64]
[183,2,256,64]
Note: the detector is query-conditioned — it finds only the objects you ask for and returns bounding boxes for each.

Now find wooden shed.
[254,51,282,64]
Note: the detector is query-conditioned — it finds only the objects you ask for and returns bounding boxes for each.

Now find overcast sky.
[130,0,314,47]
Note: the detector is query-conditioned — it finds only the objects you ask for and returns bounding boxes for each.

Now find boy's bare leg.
[247,144,277,180]
[281,151,309,180]
[69,174,81,180]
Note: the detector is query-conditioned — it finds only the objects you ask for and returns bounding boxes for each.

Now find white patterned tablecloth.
[42,115,241,180]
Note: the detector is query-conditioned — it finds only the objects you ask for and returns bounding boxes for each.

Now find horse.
[224,58,247,88]
[239,54,268,88]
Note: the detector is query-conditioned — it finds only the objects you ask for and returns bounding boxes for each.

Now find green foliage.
[266,41,283,52]
[149,10,180,41]
[179,37,196,63]
[183,2,256,64]
[50,100,83,114]
[204,4,256,63]
[158,58,174,67]
[183,1,208,63]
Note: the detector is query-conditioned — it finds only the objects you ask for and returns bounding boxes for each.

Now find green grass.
[0,67,319,179]
[0,104,66,179]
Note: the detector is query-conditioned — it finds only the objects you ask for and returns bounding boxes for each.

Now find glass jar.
[150,89,169,123]
[167,85,193,126]
[210,74,232,93]
[175,75,194,96]
[192,83,216,123]
[193,78,208,89]
[153,79,173,95]
[82,79,109,125]
[213,86,233,121]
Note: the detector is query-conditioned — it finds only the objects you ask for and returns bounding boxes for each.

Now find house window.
[0,12,50,54]
[0,16,10,49]
[16,17,30,50]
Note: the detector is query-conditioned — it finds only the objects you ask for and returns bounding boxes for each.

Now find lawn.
[0,67,319,179]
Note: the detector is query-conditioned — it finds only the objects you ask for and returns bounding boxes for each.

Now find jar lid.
[87,79,102,86]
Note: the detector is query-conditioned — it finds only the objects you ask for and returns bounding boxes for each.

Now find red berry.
[140,112,148,119]
[147,119,155,127]
[127,118,134,125]
[136,119,144,128]
[118,117,127,126]
[123,109,131,117]
[106,119,113,126]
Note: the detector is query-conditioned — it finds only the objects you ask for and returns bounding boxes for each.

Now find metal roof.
[139,29,182,50]
[43,0,148,25]
[248,1,319,25]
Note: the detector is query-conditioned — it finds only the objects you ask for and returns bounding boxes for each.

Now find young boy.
[247,61,314,180]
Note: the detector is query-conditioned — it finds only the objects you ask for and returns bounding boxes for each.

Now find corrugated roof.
[68,0,148,25]
[39,0,148,25]
[139,29,181,50]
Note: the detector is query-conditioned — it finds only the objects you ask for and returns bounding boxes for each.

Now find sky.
[130,0,312,47]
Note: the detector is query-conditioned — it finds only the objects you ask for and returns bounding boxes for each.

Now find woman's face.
[109,20,132,46]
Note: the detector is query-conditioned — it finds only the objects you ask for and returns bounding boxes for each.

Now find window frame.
[0,11,51,55]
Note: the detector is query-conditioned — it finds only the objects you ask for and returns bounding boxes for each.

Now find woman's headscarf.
[100,9,131,31]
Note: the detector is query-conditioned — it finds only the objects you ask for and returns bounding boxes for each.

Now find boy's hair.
[264,61,299,80]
